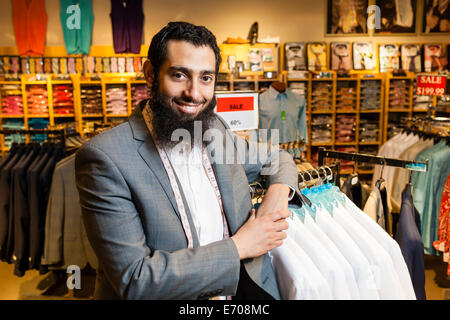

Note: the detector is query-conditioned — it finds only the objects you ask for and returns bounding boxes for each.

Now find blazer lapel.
[129,103,200,246]
[209,119,239,235]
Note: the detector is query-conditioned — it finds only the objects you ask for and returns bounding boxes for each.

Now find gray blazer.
[41,154,98,270]
[75,103,299,300]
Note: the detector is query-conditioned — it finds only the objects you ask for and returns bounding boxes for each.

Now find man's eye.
[173,73,185,79]
[202,75,213,82]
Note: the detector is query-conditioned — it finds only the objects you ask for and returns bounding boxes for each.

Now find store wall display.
[359,117,379,143]
[131,84,149,109]
[335,114,356,143]
[11,0,48,56]
[60,0,94,55]
[326,0,368,34]
[311,115,332,144]
[285,42,306,71]
[307,42,327,72]
[375,0,417,34]
[1,84,23,116]
[424,43,448,72]
[336,80,357,111]
[311,81,333,112]
[423,0,450,34]
[389,79,410,110]
[110,0,144,54]
[81,86,102,115]
[331,42,352,72]
[360,79,381,111]
[353,42,376,70]
[52,84,74,115]
[27,85,49,115]
[401,44,421,72]
[105,84,128,115]
[379,44,400,73]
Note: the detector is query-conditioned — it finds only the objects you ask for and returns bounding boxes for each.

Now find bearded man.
[75,21,300,300]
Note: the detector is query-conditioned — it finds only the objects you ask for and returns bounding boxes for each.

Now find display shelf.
[105,114,129,118]
[82,114,104,118]
[360,110,382,113]
[53,114,75,118]
[335,142,358,146]
[0,115,24,118]
[357,169,375,174]
[359,141,381,145]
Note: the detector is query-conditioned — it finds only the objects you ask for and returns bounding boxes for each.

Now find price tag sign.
[416,74,447,96]
[215,92,259,131]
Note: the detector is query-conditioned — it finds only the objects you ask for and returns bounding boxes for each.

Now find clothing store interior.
[0,0,449,301]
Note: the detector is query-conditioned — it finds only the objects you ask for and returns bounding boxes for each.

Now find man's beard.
[149,90,217,148]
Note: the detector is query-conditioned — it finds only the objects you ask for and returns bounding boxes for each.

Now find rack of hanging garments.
[268,159,421,300]
[298,163,341,188]
[313,147,432,299]
[374,116,450,281]
[0,126,90,280]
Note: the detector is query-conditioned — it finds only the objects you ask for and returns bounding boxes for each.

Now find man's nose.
[183,79,202,103]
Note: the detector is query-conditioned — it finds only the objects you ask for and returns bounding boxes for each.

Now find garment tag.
[281,110,286,121]
[351,176,358,185]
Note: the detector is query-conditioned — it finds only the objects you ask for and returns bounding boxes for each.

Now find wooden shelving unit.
[285,71,386,175]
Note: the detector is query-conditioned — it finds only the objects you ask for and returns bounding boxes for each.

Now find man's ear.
[143,59,155,88]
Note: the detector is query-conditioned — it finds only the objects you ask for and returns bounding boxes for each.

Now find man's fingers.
[273,220,289,232]
[270,210,291,221]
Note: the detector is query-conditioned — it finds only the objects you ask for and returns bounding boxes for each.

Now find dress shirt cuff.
[284,184,296,201]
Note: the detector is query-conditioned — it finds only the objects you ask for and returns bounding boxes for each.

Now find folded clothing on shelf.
[288,82,307,98]
[389,80,410,109]
[1,84,23,115]
[28,118,49,143]
[335,115,356,143]
[52,85,74,114]
[311,115,332,143]
[81,86,102,114]
[2,119,25,148]
[360,80,381,110]
[106,85,128,115]
[359,117,379,139]
[311,82,332,112]
[27,85,48,115]
[131,84,149,109]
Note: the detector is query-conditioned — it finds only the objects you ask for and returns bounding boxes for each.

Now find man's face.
[157,40,216,121]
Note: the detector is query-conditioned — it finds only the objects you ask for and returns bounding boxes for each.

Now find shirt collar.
[266,86,288,100]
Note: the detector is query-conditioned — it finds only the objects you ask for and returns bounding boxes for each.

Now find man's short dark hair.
[147,21,222,82]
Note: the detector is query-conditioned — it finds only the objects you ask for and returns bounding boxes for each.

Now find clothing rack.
[298,162,341,188]
[318,147,429,173]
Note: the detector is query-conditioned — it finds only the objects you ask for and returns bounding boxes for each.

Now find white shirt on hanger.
[302,213,361,299]
[342,194,416,300]
[331,202,406,299]
[287,214,352,299]
[269,236,332,300]
[314,205,380,299]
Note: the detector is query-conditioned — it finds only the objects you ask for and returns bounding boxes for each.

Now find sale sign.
[416,74,447,96]
[215,92,259,131]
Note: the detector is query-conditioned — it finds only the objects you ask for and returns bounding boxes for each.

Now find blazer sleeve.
[216,116,299,193]
[75,143,241,300]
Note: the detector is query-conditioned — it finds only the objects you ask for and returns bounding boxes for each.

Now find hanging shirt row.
[268,180,418,300]
[12,0,144,56]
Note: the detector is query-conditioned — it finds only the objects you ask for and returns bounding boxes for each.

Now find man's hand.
[255,183,291,218]
[231,209,290,260]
